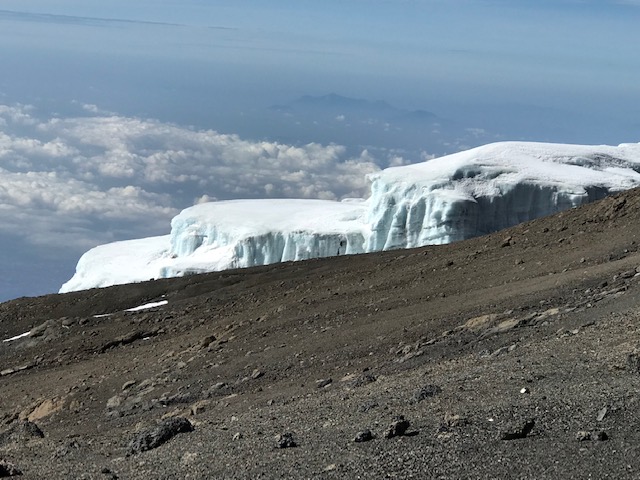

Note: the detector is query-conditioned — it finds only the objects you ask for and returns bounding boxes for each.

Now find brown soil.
[2,189,640,478]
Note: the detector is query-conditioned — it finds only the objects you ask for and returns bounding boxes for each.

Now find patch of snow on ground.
[2,331,31,343]
[125,300,169,312]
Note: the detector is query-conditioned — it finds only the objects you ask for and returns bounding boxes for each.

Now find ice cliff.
[60,141,640,292]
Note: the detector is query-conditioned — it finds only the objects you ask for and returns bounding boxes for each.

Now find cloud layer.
[0,104,381,251]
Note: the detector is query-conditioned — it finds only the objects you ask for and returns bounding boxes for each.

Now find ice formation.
[60,141,640,293]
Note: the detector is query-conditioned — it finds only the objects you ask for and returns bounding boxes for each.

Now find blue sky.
[0,0,638,300]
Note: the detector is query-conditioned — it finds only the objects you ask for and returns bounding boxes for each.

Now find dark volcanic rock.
[576,430,609,442]
[384,416,410,439]
[199,335,217,349]
[627,350,640,373]
[0,460,22,477]
[53,439,83,459]
[349,373,377,388]
[100,330,158,353]
[354,429,374,443]
[501,419,535,440]
[0,421,44,445]
[128,417,194,455]
[315,378,332,388]
[414,384,442,402]
[275,433,297,449]
[100,467,118,479]
[595,430,609,441]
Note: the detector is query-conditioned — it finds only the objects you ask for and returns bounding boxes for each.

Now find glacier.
[60,141,640,293]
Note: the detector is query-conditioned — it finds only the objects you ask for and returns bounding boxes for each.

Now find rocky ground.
[3,189,640,478]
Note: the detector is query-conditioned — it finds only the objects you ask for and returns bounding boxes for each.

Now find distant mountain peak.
[293,93,393,110]
[405,109,437,119]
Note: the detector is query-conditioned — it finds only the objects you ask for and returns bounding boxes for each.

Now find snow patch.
[125,300,169,312]
[2,331,31,343]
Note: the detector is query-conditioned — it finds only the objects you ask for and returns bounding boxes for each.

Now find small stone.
[199,335,217,349]
[340,373,358,383]
[251,369,264,380]
[349,373,377,388]
[324,464,337,472]
[501,419,535,440]
[128,417,194,454]
[354,429,374,443]
[620,269,636,279]
[595,430,609,441]
[444,413,467,427]
[275,432,296,449]
[190,400,211,416]
[61,317,74,327]
[29,320,51,338]
[121,381,136,391]
[315,378,332,388]
[0,460,22,477]
[414,384,441,402]
[596,407,608,422]
[627,351,640,373]
[0,420,45,444]
[232,432,243,441]
[520,387,529,394]
[575,431,592,441]
[384,416,410,438]
[53,439,82,458]
[106,395,123,410]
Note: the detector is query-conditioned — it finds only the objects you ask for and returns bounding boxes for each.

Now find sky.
[0,0,638,301]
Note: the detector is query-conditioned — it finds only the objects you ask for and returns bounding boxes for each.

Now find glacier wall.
[60,141,640,293]
[156,198,369,278]
[365,141,640,250]
[366,179,610,251]
[159,231,366,278]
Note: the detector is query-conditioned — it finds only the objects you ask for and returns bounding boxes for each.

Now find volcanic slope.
[3,189,640,478]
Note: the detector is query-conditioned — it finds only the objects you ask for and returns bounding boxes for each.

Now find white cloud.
[81,103,100,113]
[0,104,383,251]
